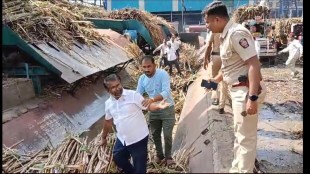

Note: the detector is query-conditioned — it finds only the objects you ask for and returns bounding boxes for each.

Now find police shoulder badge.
[239,38,249,48]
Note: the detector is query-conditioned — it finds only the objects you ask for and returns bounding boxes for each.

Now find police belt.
[232,81,262,95]
[211,52,220,55]
[232,82,248,88]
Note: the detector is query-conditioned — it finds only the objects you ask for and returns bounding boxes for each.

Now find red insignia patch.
[239,38,249,48]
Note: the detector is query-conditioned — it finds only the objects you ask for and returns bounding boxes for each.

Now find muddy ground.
[256,64,303,173]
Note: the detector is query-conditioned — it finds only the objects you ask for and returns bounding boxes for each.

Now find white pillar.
[107,0,112,11]
[172,0,178,11]
[139,0,145,10]
[249,0,255,5]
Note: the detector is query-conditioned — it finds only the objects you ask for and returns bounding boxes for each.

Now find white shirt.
[154,43,168,58]
[165,47,177,61]
[105,89,149,146]
[281,39,303,59]
[254,40,261,59]
[168,39,181,50]
[259,0,268,7]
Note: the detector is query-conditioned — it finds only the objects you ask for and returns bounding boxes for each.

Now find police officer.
[203,1,267,173]
[204,31,228,114]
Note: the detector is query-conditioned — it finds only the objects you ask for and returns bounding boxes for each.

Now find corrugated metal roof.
[28,40,130,83]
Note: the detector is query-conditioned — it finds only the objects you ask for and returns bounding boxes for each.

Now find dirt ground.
[256,64,303,173]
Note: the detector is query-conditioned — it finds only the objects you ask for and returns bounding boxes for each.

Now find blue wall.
[110,0,249,12]
[145,0,173,12]
[233,0,249,7]
[111,0,139,10]
[178,0,213,11]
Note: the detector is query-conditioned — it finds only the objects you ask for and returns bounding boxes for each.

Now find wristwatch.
[249,95,258,101]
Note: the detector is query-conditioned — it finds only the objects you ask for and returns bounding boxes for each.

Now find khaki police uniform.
[219,20,267,173]
[206,32,228,109]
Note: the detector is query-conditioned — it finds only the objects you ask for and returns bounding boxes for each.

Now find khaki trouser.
[207,55,228,108]
[229,81,267,173]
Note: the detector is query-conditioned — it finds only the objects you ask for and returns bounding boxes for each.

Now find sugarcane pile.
[124,43,145,85]
[3,0,108,53]
[147,143,193,173]
[274,18,303,44]
[179,43,200,72]
[3,131,192,173]
[46,0,109,18]
[125,43,145,66]
[2,132,116,173]
[232,5,270,23]
[108,8,175,47]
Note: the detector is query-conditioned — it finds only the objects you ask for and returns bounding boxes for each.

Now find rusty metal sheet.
[29,40,130,83]
[2,78,109,153]
[2,69,133,154]
[94,29,132,49]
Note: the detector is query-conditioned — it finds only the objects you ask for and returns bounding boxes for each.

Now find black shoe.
[212,99,219,105]
[219,108,224,114]
[253,158,265,173]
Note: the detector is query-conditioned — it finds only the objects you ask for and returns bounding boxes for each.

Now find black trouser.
[168,59,182,75]
[113,136,148,174]
[160,56,168,68]
[176,49,180,61]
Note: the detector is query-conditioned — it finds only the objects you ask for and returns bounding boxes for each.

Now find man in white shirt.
[168,34,181,61]
[153,39,168,68]
[165,42,183,77]
[99,74,170,174]
[279,35,303,77]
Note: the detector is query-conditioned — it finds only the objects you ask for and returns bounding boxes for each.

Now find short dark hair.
[103,73,121,89]
[141,55,155,64]
[202,1,229,19]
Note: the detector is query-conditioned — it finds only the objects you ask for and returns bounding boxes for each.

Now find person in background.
[298,32,303,45]
[165,42,183,77]
[100,73,170,174]
[168,33,181,61]
[153,39,168,68]
[278,34,303,78]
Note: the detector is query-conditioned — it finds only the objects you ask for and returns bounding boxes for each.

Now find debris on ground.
[2,132,116,173]
[290,129,303,140]
[261,66,303,105]
[2,131,191,173]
